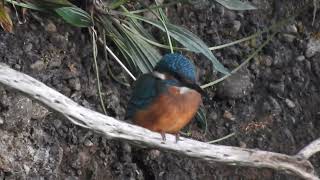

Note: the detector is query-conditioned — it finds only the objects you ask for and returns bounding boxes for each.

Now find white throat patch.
[152,71,166,80]
[179,87,191,94]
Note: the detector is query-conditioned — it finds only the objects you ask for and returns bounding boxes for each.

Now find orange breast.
[133,86,202,134]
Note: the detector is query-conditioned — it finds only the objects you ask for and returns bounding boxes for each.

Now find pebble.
[148,149,161,160]
[232,20,241,32]
[45,21,57,33]
[285,24,298,34]
[0,116,3,124]
[296,55,305,61]
[68,78,81,91]
[282,34,296,43]
[223,111,235,121]
[53,119,62,129]
[31,103,49,120]
[48,57,62,68]
[84,139,94,147]
[285,98,296,108]
[261,56,273,67]
[24,43,33,53]
[305,38,320,58]
[239,141,247,148]
[30,60,45,71]
[223,9,237,20]
[14,64,21,70]
[50,34,68,50]
[268,96,282,115]
[209,111,218,120]
[216,69,253,99]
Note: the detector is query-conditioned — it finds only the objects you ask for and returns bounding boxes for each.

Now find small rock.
[14,64,21,70]
[285,98,296,108]
[223,111,235,121]
[209,111,218,120]
[217,69,253,99]
[296,55,305,61]
[239,141,247,148]
[268,96,282,115]
[4,95,33,131]
[283,128,295,145]
[232,20,241,32]
[24,43,33,53]
[305,38,320,58]
[121,142,131,153]
[84,139,94,147]
[288,115,296,124]
[282,34,296,43]
[31,102,49,120]
[68,78,81,91]
[45,21,57,32]
[261,56,273,67]
[286,24,298,34]
[268,82,285,95]
[30,60,45,71]
[23,164,30,174]
[191,0,210,10]
[148,149,161,160]
[53,119,62,129]
[0,116,4,124]
[50,34,68,50]
[223,9,237,20]
[48,57,62,68]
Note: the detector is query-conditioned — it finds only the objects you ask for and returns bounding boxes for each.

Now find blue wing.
[126,73,180,119]
[126,74,159,119]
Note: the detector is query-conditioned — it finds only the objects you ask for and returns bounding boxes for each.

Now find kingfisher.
[126,53,204,143]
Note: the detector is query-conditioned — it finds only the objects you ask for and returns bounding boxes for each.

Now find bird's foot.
[175,133,180,143]
[160,132,166,144]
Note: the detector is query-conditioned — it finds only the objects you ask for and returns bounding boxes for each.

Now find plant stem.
[91,27,107,115]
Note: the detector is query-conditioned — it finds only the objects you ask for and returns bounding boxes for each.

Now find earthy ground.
[0,0,320,179]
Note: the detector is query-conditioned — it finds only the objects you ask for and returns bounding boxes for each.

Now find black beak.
[185,83,208,97]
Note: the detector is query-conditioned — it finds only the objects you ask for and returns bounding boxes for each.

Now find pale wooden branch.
[0,63,318,180]
[298,138,320,159]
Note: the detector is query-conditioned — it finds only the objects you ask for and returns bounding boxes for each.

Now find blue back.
[126,53,196,119]
[155,53,196,83]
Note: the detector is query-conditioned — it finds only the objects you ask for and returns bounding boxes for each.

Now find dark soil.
[0,0,320,179]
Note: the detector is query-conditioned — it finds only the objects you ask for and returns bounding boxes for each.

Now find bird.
[126,53,204,143]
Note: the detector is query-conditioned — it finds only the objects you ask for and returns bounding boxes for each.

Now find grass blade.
[119,12,230,75]
[55,6,92,27]
[214,0,257,10]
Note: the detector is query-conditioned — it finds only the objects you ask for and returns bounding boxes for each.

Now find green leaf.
[120,13,230,75]
[110,0,130,9]
[24,0,72,8]
[214,0,257,11]
[55,6,92,27]
[5,0,46,11]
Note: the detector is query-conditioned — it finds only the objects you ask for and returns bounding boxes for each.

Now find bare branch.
[298,138,320,159]
[0,63,318,180]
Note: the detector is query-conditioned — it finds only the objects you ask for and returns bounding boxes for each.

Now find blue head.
[154,53,197,83]
[154,53,205,95]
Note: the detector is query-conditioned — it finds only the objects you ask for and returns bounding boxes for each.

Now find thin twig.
[102,30,130,87]
[104,44,136,81]
[207,132,236,144]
